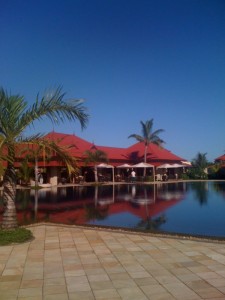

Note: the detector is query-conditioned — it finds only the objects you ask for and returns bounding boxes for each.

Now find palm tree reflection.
[190,182,209,205]
[137,214,166,231]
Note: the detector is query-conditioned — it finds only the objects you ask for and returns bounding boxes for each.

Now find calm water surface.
[1,181,225,238]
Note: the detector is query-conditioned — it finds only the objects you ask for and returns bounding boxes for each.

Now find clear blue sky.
[1,0,225,162]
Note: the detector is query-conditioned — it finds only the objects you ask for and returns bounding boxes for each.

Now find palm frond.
[19,87,89,132]
[0,88,27,138]
[84,149,108,165]
[128,134,144,143]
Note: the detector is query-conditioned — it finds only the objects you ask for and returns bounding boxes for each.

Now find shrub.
[145,176,153,182]
[0,228,33,246]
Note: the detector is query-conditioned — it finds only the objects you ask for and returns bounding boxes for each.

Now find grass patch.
[0,228,33,246]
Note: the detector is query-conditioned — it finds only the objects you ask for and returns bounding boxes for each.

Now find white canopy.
[116,163,132,168]
[157,163,188,169]
[97,163,114,168]
[132,162,154,168]
[171,163,186,168]
[157,163,174,169]
[96,163,114,182]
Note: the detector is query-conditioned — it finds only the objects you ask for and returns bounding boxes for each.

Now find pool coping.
[24,222,225,244]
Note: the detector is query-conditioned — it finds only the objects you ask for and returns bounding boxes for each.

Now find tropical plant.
[0,86,88,229]
[83,149,108,182]
[208,162,225,179]
[17,159,33,185]
[19,138,78,186]
[191,152,209,179]
[128,119,164,176]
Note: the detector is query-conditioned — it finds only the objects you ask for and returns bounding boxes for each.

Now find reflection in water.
[137,214,166,231]
[189,181,209,205]
[0,182,186,228]
[1,181,225,237]
[212,182,225,199]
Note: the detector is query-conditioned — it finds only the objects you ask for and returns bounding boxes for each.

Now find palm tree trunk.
[35,156,39,187]
[94,166,98,182]
[2,163,18,229]
[143,144,147,177]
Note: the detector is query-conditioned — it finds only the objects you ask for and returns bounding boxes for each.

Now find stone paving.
[0,224,225,300]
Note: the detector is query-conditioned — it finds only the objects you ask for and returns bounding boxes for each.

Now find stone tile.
[197,271,222,280]
[64,268,86,277]
[67,282,91,293]
[2,224,225,300]
[206,277,225,288]
[0,280,21,290]
[0,289,19,299]
[2,267,24,276]
[109,272,131,280]
[66,275,88,285]
[164,282,201,299]
[44,277,65,286]
[134,276,158,286]
[18,287,43,297]
[44,294,68,300]
[140,283,168,296]
[20,279,43,288]
[112,278,137,289]
[90,280,114,290]
[69,291,95,299]
[128,270,151,279]
[93,288,121,299]
[84,267,107,275]
[87,273,110,282]
[118,286,148,300]
[18,296,43,300]
[44,271,65,279]
[43,284,67,295]
[195,287,225,298]
[0,274,22,282]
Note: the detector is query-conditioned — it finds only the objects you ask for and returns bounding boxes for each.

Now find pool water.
[1,181,225,238]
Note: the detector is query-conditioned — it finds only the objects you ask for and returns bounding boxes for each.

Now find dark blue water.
[1,181,225,238]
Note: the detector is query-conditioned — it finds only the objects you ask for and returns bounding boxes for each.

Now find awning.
[157,163,190,169]
[116,164,132,168]
[97,163,114,168]
[132,162,154,168]
[157,163,174,169]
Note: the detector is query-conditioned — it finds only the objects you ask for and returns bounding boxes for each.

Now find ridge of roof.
[43,132,186,162]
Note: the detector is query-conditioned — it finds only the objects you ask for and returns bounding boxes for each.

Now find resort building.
[215,154,225,165]
[28,131,190,185]
[214,154,225,179]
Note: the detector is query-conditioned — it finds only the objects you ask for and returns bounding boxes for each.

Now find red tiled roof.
[42,131,186,166]
[215,154,225,162]
[94,145,129,164]
[5,131,185,167]
[126,142,185,163]
[44,131,93,158]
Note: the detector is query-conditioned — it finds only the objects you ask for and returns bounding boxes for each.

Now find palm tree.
[20,137,80,185]
[84,149,108,182]
[0,87,88,229]
[191,152,208,179]
[128,119,164,176]
[17,159,33,185]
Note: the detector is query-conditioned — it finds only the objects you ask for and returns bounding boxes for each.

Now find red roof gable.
[215,154,225,162]
[44,131,93,158]
[126,142,185,164]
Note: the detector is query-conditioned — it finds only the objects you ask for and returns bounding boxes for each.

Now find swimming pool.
[1,181,225,238]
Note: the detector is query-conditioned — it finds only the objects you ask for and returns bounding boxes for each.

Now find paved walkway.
[1,225,225,300]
